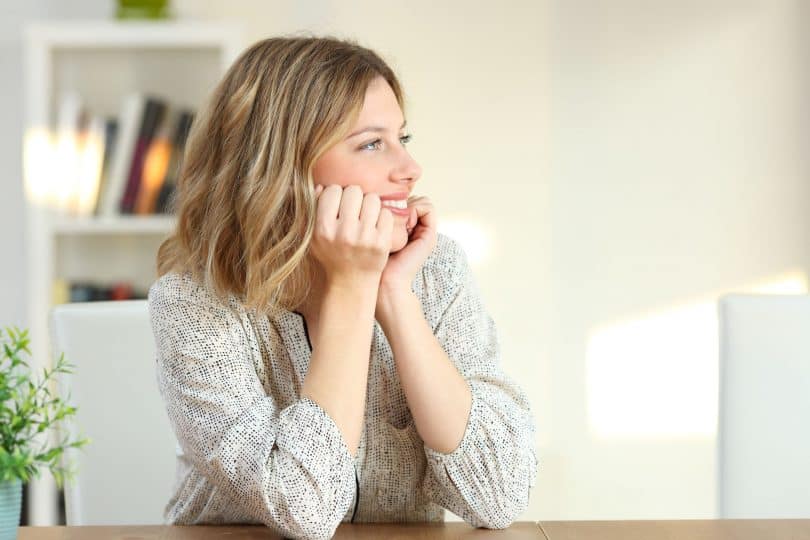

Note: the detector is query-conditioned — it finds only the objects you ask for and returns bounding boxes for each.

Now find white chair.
[717,294,810,518]
[50,300,176,525]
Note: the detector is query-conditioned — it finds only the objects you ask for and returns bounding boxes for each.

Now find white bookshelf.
[23,20,243,526]
[53,215,176,235]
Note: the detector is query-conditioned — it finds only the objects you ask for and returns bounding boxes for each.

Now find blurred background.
[2,0,809,528]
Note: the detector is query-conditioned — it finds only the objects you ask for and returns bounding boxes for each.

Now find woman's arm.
[301,276,379,457]
[302,184,396,457]
[375,287,472,454]
[376,236,538,529]
[150,278,355,540]
[374,195,471,454]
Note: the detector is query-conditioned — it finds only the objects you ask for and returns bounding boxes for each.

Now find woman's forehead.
[353,79,405,131]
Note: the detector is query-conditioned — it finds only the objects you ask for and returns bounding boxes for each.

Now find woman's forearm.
[376,288,472,454]
[302,278,379,457]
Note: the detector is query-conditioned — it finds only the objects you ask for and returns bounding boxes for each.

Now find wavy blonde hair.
[157,36,405,313]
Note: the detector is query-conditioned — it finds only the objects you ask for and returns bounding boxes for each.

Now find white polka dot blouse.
[148,233,538,540]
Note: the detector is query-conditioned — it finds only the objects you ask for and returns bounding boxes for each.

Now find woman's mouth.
[381,199,409,217]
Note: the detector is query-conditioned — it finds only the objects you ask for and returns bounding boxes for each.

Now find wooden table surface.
[538,519,810,540]
[17,520,810,539]
[18,522,542,539]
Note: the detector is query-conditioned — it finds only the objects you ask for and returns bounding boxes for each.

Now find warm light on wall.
[748,271,808,294]
[586,271,808,439]
[437,218,493,266]
[587,300,719,439]
[23,125,104,215]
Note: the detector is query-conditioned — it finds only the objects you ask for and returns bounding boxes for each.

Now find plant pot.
[0,479,22,540]
[116,0,170,19]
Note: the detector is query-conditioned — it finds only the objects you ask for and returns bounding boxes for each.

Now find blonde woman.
[149,36,537,540]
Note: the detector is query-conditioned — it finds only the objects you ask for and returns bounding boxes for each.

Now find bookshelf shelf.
[26,20,242,48]
[23,20,243,527]
[52,215,176,235]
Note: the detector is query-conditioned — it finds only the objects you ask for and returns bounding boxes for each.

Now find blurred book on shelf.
[53,91,194,219]
[119,97,167,214]
[53,278,146,304]
[53,93,106,216]
[135,108,194,214]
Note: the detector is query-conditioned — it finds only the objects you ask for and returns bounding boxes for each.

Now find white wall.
[547,0,810,519]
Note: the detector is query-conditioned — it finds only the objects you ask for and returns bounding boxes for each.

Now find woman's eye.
[361,139,383,151]
[360,134,412,151]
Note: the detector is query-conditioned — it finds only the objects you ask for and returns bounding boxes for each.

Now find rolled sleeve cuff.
[421,381,535,528]
[276,397,355,482]
[423,384,485,467]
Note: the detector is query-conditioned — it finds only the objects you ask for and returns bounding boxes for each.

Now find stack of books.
[56,92,194,217]
[53,279,147,303]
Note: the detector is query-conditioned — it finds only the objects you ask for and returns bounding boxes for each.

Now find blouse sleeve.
[419,241,539,529]
[149,280,355,540]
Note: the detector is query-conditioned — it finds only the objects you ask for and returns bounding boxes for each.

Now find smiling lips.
[380,193,410,217]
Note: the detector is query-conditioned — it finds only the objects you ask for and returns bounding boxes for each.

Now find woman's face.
[312,76,422,253]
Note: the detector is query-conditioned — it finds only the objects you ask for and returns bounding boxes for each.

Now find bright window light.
[586,271,807,439]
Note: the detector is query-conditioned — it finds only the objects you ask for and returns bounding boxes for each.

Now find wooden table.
[17,520,810,539]
[538,519,810,539]
[18,522,542,539]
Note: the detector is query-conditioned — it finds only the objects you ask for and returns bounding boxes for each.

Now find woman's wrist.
[313,273,381,324]
[325,271,382,296]
[375,283,419,329]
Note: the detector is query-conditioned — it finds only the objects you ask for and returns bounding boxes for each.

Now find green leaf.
[0,325,90,483]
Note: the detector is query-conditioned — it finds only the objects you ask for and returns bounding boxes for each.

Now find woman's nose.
[391,151,422,185]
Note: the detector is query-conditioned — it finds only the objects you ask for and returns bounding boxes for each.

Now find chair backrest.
[50,300,176,525]
[717,294,810,518]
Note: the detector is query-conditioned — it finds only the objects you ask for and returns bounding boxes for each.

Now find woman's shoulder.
[428,231,470,272]
[148,271,242,316]
[149,271,205,305]
[418,232,471,296]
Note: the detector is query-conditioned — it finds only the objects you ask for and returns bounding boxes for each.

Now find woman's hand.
[310,184,394,288]
[378,194,438,296]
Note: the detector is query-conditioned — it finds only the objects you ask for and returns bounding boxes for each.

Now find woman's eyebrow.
[347,120,407,139]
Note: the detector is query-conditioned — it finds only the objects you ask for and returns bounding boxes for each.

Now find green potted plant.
[0,327,89,540]
[115,0,171,20]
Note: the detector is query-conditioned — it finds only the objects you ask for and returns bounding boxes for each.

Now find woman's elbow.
[472,482,532,530]
[259,504,344,540]
[472,504,525,530]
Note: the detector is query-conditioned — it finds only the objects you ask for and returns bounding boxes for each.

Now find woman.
[149,36,537,540]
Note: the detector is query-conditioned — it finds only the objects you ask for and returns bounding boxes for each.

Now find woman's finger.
[359,192,382,229]
[316,184,343,223]
[337,185,364,221]
[407,196,431,213]
[406,206,417,230]
[376,206,394,235]
[417,201,437,228]
[408,198,434,219]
